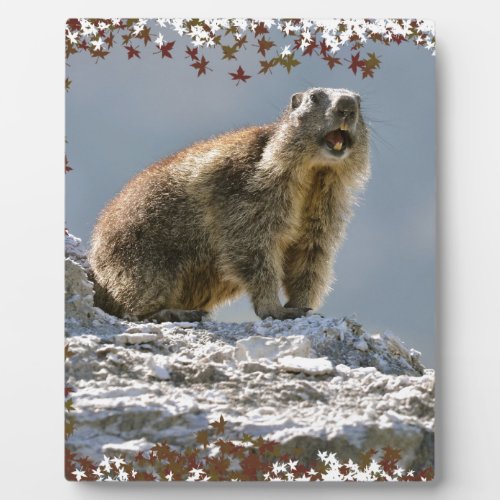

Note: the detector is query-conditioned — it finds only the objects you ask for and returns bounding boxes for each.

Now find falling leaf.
[253,22,269,36]
[91,48,109,62]
[347,52,365,75]
[256,36,275,56]
[185,46,199,61]
[210,414,226,434]
[229,66,251,85]
[323,55,342,70]
[125,45,141,59]
[191,55,210,76]
[302,38,318,56]
[235,34,247,49]
[138,26,152,45]
[258,58,279,74]
[365,52,381,70]
[196,429,209,448]
[157,40,175,58]
[221,44,238,60]
[105,33,114,48]
[280,54,300,73]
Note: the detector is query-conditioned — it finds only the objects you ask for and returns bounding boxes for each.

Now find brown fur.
[89,88,370,321]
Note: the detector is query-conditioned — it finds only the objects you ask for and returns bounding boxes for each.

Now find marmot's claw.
[260,306,311,320]
[150,309,208,323]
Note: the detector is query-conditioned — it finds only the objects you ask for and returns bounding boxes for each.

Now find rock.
[65,233,435,471]
[277,355,334,375]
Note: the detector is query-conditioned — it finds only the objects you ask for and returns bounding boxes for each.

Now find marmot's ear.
[290,92,303,110]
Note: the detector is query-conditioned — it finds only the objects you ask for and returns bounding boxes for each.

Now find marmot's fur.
[89,87,370,321]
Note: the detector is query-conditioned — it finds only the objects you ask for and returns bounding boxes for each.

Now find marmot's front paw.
[258,306,311,320]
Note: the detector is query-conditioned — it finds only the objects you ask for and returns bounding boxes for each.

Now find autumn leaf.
[64,344,74,359]
[65,417,75,438]
[302,38,318,56]
[66,19,81,32]
[65,398,75,412]
[65,78,71,92]
[379,446,402,475]
[137,26,152,46]
[358,448,377,470]
[256,36,275,57]
[105,33,114,48]
[253,22,269,36]
[235,34,247,49]
[229,66,251,85]
[365,52,381,70]
[280,54,300,74]
[121,32,133,45]
[221,44,238,60]
[361,66,375,79]
[319,39,331,57]
[125,45,140,59]
[91,48,109,62]
[157,41,175,59]
[210,414,226,434]
[191,55,210,76]
[258,58,279,75]
[347,52,365,75]
[185,46,199,61]
[323,55,342,70]
[196,429,209,448]
[258,439,279,455]
[242,433,253,443]
[392,34,405,45]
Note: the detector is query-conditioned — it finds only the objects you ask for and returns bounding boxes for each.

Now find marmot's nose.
[334,95,357,118]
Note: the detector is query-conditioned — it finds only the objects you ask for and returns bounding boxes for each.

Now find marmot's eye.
[310,94,319,104]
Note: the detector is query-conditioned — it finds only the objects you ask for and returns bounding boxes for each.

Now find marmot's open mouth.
[324,129,353,155]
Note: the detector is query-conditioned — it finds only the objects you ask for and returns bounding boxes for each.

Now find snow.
[65,233,435,470]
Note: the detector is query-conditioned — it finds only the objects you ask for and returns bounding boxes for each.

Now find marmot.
[89,87,370,322]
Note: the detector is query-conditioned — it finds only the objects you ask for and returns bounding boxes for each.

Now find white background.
[1,0,499,498]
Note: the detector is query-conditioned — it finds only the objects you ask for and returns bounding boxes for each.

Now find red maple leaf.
[323,55,342,70]
[302,38,318,56]
[64,155,73,173]
[66,19,81,32]
[253,22,269,36]
[185,46,199,61]
[104,33,114,48]
[125,45,140,59]
[158,40,175,58]
[319,39,331,57]
[256,36,275,57]
[392,34,405,45]
[191,55,210,76]
[347,52,365,75]
[229,66,251,85]
[235,34,247,49]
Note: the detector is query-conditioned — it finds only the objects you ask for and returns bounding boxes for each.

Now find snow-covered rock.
[65,234,434,471]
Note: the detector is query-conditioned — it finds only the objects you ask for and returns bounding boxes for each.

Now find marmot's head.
[286,87,368,164]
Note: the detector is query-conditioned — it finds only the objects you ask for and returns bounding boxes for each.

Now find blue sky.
[66,23,436,366]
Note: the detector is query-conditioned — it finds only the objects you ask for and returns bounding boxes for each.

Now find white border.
[1,0,499,498]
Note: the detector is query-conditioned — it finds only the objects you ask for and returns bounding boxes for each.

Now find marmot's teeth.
[334,142,343,151]
[340,122,349,131]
